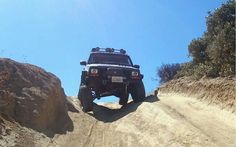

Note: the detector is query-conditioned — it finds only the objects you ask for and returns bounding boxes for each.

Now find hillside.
[0,58,235,147]
[2,94,236,147]
[7,95,233,147]
[159,76,236,112]
[47,95,236,147]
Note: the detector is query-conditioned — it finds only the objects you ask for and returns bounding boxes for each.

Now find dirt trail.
[48,94,236,147]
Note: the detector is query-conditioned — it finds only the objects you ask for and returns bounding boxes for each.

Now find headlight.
[131,71,139,76]
[90,68,98,74]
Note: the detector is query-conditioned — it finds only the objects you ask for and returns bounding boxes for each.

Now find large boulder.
[0,58,72,136]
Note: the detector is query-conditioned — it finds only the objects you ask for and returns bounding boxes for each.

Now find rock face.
[0,58,72,136]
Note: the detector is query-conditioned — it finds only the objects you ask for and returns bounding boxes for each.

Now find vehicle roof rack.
[91,47,126,54]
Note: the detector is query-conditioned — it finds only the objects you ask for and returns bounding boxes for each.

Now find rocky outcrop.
[159,76,236,112]
[66,97,79,113]
[0,58,73,136]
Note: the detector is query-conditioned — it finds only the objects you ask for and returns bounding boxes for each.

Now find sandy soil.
[47,94,236,147]
[0,114,51,147]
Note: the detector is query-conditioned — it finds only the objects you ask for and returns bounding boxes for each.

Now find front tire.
[130,81,145,103]
[119,86,129,105]
[78,85,93,112]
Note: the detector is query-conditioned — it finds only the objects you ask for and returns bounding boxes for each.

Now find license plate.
[111,76,123,83]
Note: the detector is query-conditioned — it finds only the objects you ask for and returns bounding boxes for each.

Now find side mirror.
[80,61,87,66]
[133,65,140,69]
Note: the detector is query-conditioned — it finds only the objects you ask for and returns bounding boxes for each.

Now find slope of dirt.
[0,114,51,147]
[47,95,236,147]
[159,76,236,112]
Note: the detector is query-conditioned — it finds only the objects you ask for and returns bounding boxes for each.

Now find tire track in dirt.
[48,95,236,147]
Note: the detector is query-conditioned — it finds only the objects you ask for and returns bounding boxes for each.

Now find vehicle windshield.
[88,53,133,66]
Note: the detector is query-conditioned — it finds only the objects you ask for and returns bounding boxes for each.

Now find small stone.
[5,127,11,135]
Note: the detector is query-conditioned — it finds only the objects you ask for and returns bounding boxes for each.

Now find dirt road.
[48,94,236,147]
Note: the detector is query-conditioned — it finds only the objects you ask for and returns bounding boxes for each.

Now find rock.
[66,97,79,113]
[0,58,73,136]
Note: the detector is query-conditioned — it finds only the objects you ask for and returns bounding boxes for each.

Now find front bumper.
[86,74,142,88]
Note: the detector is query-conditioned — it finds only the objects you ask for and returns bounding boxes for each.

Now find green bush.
[188,38,208,64]
[176,62,194,78]
[176,62,219,79]
[157,1,235,82]
[187,0,235,78]
[157,63,181,83]
[192,63,219,79]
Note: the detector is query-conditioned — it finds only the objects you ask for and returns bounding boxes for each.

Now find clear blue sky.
[0,0,227,101]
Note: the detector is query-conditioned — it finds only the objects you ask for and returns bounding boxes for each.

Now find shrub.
[188,38,208,64]
[192,63,219,79]
[187,0,235,77]
[157,63,181,83]
[156,1,235,82]
[176,62,194,78]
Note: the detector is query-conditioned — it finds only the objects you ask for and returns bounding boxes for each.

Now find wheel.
[78,85,93,112]
[119,86,129,105]
[130,81,145,103]
[80,71,87,86]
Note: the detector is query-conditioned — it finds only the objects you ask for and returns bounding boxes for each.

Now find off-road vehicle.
[78,47,145,112]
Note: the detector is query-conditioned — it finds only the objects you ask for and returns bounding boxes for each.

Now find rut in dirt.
[49,94,236,147]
